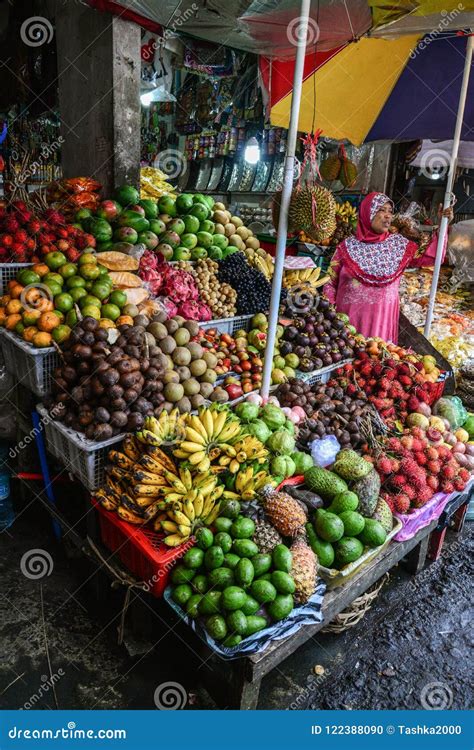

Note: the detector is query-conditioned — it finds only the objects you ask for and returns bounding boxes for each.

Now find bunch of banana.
[219,435,268,473]
[245,249,274,280]
[154,480,226,546]
[135,409,185,447]
[284,266,321,288]
[234,465,274,502]
[173,406,243,473]
[335,201,358,227]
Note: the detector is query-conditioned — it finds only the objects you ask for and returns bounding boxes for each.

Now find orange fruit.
[23,287,41,305]
[38,311,61,332]
[98,318,116,329]
[0,294,11,306]
[0,310,6,326]
[33,331,52,348]
[6,313,22,330]
[35,297,54,313]
[116,315,134,326]
[32,263,49,277]
[6,299,23,315]
[23,326,38,343]
[10,283,24,299]
[22,309,41,326]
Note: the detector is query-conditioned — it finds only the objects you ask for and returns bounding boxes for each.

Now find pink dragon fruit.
[159,296,178,317]
[162,266,199,303]
[177,300,212,321]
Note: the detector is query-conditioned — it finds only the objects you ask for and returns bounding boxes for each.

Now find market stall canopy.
[410,139,474,169]
[88,0,474,56]
[264,32,474,144]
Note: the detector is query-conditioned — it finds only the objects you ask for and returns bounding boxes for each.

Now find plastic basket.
[92,499,190,597]
[199,315,254,335]
[0,263,32,295]
[0,328,59,397]
[36,404,125,491]
[296,359,353,385]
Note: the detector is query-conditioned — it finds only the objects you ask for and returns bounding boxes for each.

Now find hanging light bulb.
[244,136,260,164]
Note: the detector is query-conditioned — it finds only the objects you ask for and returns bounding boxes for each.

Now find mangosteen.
[294,318,305,331]
[323,320,332,332]
[334,318,345,330]
[319,298,330,310]
[326,309,337,321]
[285,326,298,341]
[320,334,331,345]
[313,358,324,370]
[322,353,332,367]
[294,345,307,359]
[280,341,292,356]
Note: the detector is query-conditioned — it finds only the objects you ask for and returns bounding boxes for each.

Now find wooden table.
[201,518,438,709]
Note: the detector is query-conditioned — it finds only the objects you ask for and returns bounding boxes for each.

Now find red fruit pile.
[374,426,469,514]
[0,201,93,263]
[351,352,439,425]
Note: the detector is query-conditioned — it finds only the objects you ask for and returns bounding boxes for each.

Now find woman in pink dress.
[325,192,453,344]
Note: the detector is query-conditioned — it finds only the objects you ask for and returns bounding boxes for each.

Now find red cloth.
[87,0,163,34]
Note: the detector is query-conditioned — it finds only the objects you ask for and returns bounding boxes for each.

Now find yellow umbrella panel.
[270,35,420,144]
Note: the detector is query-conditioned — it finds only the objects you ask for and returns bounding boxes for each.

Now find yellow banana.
[183,498,195,522]
[189,415,208,441]
[168,509,191,527]
[164,471,186,492]
[188,450,206,465]
[178,525,192,538]
[200,408,214,440]
[179,467,193,491]
[136,429,161,446]
[164,534,186,547]
[229,459,240,474]
[220,444,237,457]
[197,456,211,473]
[193,491,204,518]
[180,441,208,454]
[184,426,206,445]
[205,503,221,525]
[122,435,141,462]
[218,422,240,442]
[211,410,227,439]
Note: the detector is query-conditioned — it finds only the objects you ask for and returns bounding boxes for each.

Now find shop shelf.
[0,328,59,397]
[0,262,32,295]
[295,359,353,385]
[92,499,189,597]
[36,404,124,491]
[199,314,254,335]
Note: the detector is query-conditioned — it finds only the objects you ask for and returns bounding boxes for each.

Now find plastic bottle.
[0,443,13,531]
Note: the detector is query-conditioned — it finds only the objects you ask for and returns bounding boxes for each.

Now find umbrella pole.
[423,33,473,339]
[261,0,311,399]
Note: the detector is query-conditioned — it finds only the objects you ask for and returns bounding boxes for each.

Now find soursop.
[371,497,393,534]
[351,469,381,516]
[304,466,348,502]
[333,449,372,481]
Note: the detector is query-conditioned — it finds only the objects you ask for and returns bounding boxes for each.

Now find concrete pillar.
[55,3,141,194]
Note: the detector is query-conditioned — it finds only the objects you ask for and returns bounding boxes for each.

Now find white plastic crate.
[199,314,253,335]
[0,263,33,295]
[0,328,59,397]
[37,404,125,492]
[296,359,353,385]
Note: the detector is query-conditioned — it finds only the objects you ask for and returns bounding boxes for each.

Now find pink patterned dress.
[325,233,447,344]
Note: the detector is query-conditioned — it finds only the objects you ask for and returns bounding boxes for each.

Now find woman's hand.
[438,204,454,223]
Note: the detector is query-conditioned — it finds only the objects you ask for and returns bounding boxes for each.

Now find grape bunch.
[217,252,272,315]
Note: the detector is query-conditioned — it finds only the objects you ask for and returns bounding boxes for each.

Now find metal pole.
[261,0,312,398]
[423,33,473,338]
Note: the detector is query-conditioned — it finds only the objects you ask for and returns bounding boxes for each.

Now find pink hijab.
[340,192,417,287]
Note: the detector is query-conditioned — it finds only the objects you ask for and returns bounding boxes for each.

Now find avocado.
[185,593,202,618]
[223,553,240,570]
[206,614,227,641]
[191,574,208,594]
[221,586,247,611]
[271,571,296,595]
[232,539,259,558]
[214,517,233,533]
[267,594,294,622]
[235,558,255,588]
[314,509,345,543]
[204,546,225,570]
[223,634,242,648]
[226,610,247,635]
[334,537,364,567]
[306,523,335,568]
[244,615,268,636]
[250,579,277,604]
[195,528,213,550]
[358,519,387,547]
[272,544,292,573]
[183,547,204,569]
[207,567,235,590]
[214,532,232,553]
[199,591,222,615]
[339,510,366,537]
[241,595,260,616]
[327,490,359,514]
[171,565,195,585]
[230,516,255,539]
[251,553,272,578]
[172,584,193,607]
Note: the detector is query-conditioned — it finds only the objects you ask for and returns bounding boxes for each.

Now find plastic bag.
[433,396,468,430]
[448,220,474,285]
[310,435,340,467]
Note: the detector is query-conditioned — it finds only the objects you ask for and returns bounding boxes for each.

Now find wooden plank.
[247,520,438,680]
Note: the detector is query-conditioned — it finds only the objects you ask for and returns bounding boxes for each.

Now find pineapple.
[263,490,307,538]
[290,534,318,604]
[253,518,282,555]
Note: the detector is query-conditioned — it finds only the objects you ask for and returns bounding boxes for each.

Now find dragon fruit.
[177,300,212,321]
[158,296,178,317]
[162,266,199,303]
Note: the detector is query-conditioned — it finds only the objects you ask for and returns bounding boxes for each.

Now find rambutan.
[387,437,402,452]
[390,459,400,473]
[453,477,466,492]
[409,426,425,440]
[425,446,439,461]
[407,396,420,412]
[427,460,441,475]
[414,451,427,466]
[376,457,393,475]
[399,375,412,387]
[404,485,416,500]
[400,457,419,476]
[411,438,424,453]
[427,475,439,491]
[385,496,396,512]
[441,464,455,480]
[400,435,414,450]
[459,468,470,482]
[391,474,407,487]
[394,494,410,514]
[441,481,454,495]
[418,487,434,505]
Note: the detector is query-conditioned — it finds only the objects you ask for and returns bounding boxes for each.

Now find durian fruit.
[371,497,393,534]
[253,518,283,554]
[288,185,337,244]
[263,490,307,538]
[339,158,357,188]
[320,152,341,182]
[290,534,318,603]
